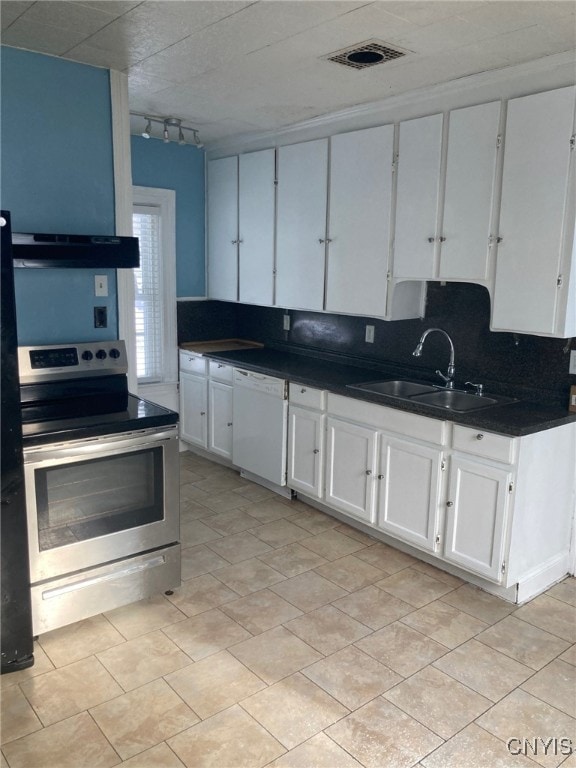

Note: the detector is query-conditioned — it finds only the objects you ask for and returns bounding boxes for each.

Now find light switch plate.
[95,275,108,297]
[570,350,576,375]
[365,325,375,343]
[283,314,291,331]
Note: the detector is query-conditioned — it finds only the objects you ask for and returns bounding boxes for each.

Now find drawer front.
[452,424,516,464]
[327,393,447,445]
[289,383,326,410]
[179,352,207,376]
[209,360,234,383]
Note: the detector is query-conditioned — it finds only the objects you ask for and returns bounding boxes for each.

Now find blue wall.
[131,135,205,297]
[1,46,117,344]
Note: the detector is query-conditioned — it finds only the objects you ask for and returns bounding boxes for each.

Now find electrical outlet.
[283,314,291,331]
[570,350,576,375]
[95,275,108,297]
[94,306,107,328]
[365,325,375,343]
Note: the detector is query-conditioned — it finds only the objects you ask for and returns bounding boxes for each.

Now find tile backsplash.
[178,283,576,406]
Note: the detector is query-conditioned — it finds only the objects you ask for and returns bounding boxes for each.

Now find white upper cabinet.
[325,125,394,317]
[491,86,576,337]
[393,103,501,283]
[393,113,444,279]
[207,156,238,301]
[440,101,501,281]
[276,139,328,311]
[238,149,276,306]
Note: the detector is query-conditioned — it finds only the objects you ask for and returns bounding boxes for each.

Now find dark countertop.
[202,347,576,437]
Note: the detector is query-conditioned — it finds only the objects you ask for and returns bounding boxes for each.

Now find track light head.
[131,113,202,148]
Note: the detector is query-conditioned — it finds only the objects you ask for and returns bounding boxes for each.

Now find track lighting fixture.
[131,113,203,148]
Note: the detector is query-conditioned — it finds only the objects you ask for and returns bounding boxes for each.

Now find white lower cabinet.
[443,455,512,581]
[179,352,234,460]
[325,417,378,524]
[179,372,208,449]
[208,380,233,459]
[288,406,325,499]
[376,436,444,553]
[287,391,576,600]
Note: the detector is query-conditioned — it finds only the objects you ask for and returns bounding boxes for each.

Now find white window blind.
[132,207,164,383]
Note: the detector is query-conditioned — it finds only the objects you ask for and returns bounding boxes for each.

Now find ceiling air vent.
[326,40,407,70]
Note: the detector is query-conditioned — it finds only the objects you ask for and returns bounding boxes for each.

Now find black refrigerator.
[1,210,34,672]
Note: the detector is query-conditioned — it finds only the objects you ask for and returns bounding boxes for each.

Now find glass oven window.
[34,447,164,551]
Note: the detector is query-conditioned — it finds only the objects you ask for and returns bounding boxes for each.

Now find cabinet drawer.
[452,424,516,464]
[327,393,447,445]
[209,361,234,383]
[289,383,326,410]
[179,352,207,376]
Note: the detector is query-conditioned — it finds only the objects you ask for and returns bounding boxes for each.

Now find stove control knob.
[95,349,107,360]
[81,350,94,361]
[109,348,121,359]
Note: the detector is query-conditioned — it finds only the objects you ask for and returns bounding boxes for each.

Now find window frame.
[132,186,177,387]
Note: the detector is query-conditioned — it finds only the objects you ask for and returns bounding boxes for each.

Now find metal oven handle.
[24,426,178,464]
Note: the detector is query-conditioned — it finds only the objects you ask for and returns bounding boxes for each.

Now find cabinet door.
[393,113,443,279]
[179,373,208,449]
[276,139,328,310]
[376,436,443,553]
[287,406,325,499]
[239,149,276,305]
[208,381,233,459]
[207,156,238,301]
[325,417,377,523]
[326,125,394,317]
[440,101,501,280]
[443,456,512,582]
[492,86,576,335]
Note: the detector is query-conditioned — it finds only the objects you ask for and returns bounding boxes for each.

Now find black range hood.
[12,232,140,269]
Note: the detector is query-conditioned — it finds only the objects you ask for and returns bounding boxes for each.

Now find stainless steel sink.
[346,379,516,412]
[348,380,438,398]
[411,389,499,412]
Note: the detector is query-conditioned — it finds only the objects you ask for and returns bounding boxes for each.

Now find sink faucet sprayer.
[412,328,456,389]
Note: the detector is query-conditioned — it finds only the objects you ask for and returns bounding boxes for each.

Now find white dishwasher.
[232,369,288,486]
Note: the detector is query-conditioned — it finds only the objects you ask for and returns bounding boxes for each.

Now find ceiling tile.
[378,0,487,27]
[0,1,35,30]
[1,18,87,56]
[22,1,114,35]
[73,1,141,16]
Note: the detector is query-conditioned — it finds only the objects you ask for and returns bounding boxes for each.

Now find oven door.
[23,426,179,583]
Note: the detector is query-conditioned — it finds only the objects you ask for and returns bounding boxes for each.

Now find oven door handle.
[24,426,178,463]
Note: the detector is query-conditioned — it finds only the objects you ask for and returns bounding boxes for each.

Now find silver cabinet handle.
[200,411,206,416]
[476,433,484,441]
[427,237,435,243]
[218,364,224,368]
[313,449,319,454]
[438,236,446,243]
[377,474,385,480]
[447,501,454,507]
[300,388,306,393]
[227,422,233,427]
[318,238,333,244]
[365,470,372,476]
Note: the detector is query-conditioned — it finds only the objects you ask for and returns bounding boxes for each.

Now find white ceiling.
[2,0,576,145]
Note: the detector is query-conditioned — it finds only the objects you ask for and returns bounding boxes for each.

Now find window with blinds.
[132,208,165,383]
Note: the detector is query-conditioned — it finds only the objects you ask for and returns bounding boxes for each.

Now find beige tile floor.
[2,451,575,768]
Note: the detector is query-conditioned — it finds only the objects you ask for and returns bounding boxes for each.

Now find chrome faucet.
[412,328,456,389]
